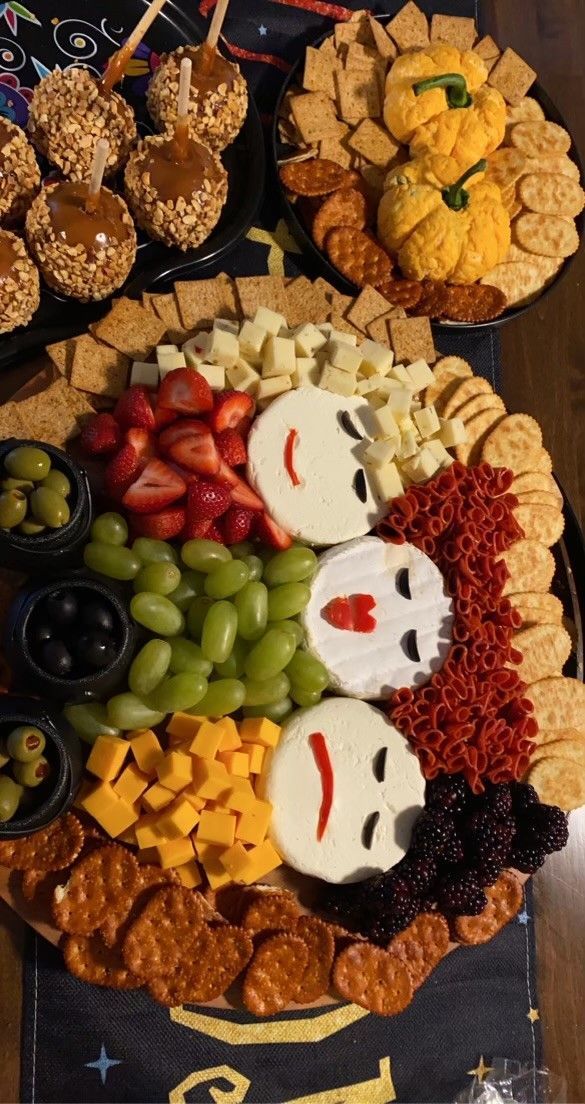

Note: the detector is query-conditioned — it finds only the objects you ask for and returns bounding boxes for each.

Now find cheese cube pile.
[79,715,282,890]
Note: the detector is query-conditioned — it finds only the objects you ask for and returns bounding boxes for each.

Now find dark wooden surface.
[1,2,585,1101]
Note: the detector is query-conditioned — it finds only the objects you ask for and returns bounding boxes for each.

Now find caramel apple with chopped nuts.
[0,228,40,333]
[0,118,40,225]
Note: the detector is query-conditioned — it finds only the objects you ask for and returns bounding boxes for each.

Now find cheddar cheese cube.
[239,718,281,748]
[156,750,192,792]
[80,780,118,822]
[73,780,93,810]
[191,758,229,800]
[222,778,256,813]
[246,744,266,774]
[137,847,158,865]
[86,735,129,782]
[166,712,204,741]
[235,799,272,846]
[156,836,195,870]
[201,847,232,890]
[219,749,250,778]
[189,719,222,759]
[176,859,202,889]
[113,763,150,805]
[142,781,175,813]
[197,809,236,848]
[130,729,163,773]
[135,813,167,850]
[117,824,138,847]
[181,787,206,812]
[157,796,200,839]
[81,783,138,839]
[240,839,282,883]
[215,717,241,752]
[219,841,253,882]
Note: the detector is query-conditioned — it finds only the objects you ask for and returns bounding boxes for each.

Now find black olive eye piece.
[339,410,363,440]
[361,811,380,851]
[396,568,411,600]
[352,468,367,503]
[402,628,421,663]
[373,747,387,783]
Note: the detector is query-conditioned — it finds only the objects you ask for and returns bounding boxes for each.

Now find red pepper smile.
[284,427,301,486]
[309,731,334,842]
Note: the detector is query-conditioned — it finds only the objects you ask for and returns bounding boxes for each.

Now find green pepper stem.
[441,160,487,211]
[413,72,472,109]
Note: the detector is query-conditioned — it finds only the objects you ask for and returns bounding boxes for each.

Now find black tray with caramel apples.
[0,0,264,371]
[272,4,584,331]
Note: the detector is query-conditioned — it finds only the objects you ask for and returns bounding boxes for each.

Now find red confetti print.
[222,39,292,74]
[198,0,217,15]
[270,0,353,21]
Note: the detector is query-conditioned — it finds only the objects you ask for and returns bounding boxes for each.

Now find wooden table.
[2,1,585,1099]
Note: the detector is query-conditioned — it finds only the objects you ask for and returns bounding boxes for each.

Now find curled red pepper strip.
[284,428,301,487]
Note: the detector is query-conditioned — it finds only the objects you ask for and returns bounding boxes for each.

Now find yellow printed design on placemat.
[170,1002,368,1045]
[168,1059,396,1104]
[246,219,302,275]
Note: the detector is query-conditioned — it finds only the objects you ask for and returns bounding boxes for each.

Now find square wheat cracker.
[70,334,130,398]
[389,317,436,365]
[174,276,238,329]
[346,285,391,332]
[93,298,167,359]
[151,293,189,344]
[367,16,397,60]
[367,308,406,342]
[290,93,341,144]
[334,20,373,49]
[335,69,381,123]
[430,14,477,52]
[319,133,353,169]
[303,46,338,100]
[284,276,330,327]
[345,42,381,69]
[46,338,78,378]
[488,47,537,105]
[17,377,93,447]
[348,118,400,168]
[474,35,501,64]
[0,401,27,440]
[141,291,157,312]
[235,276,288,320]
[386,2,429,52]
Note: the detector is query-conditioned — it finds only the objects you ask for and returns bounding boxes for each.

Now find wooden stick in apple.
[85,138,109,215]
[100,0,169,94]
[196,0,231,76]
[172,56,192,161]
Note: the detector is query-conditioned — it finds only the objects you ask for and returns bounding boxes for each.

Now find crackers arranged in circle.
[481,413,542,471]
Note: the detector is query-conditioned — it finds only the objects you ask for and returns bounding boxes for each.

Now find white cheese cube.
[263,335,296,378]
[182,332,210,368]
[253,306,287,335]
[364,439,397,467]
[359,339,393,377]
[328,328,357,347]
[406,358,434,392]
[207,328,239,369]
[213,317,239,336]
[238,320,267,365]
[130,360,159,389]
[397,429,418,460]
[439,417,467,447]
[329,341,362,375]
[403,447,440,483]
[390,362,412,385]
[413,405,440,438]
[387,387,412,418]
[226,359,260,395]
[317,322,333,337]
[372,461,404,502]
[368,393,386,410]
[375,376,404,398]
[156,344,178,356]
[196,363,226,390]
[399,415,417,435]
[372,404,400,439]
[319,362,356,397]
[411,400,422,412]
[157,351,187,371]
[292,357,319,387]
[256,375,292,403]
[426,438,453,467]
[356,376,379,395]
[294,323,327,358]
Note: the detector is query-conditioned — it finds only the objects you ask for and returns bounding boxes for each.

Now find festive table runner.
[15,0,544,1100]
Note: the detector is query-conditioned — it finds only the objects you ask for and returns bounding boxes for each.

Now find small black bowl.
[0,438,92,573]
[4,574,136,703]
[0,695,82,839]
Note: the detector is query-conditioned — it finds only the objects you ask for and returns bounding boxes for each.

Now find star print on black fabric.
[85,1044,123,1086]
[517,909,530,925]
[258,24,268,35]
[467,1055,494,1082]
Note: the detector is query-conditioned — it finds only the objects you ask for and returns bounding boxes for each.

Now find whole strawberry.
[80,413,120,456]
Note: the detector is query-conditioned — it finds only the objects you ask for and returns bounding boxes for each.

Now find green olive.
[1,477,34,493]
[29,487,70,529]
[19,518,46,535]
[6,725,46,763]
[41,469,71,497]
[0,775,23,822]
[4,446,51,482]
[13,755,50,788]
[0,489,28,529]
[0,738,9,769]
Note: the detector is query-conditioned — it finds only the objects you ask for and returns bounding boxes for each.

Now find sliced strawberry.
[157,368,213,415]
[221,505,255,545]
[215,427,247,467]
[237,414,253,441]
[187,480,231,521]
[125,427,156,461]
[113,386,155,431]
[158,418,210,455]
[104,444,142,500]
[255,511,293,550]
[168,432,220,476]
[182,516,224,542]
[215,460,262,510]
[166,461,199,486]
[122,458,186,514]
[131,506,186,540]
[209,390,254,433]
[153,404,178,431]
[79,413,120,456]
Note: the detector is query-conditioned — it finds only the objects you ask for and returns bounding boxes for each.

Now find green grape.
[215,636,249,679]
[266,583,311,621]
[234,581,268,641]
[290,685,322,708]
[286,651,329,692]
[64,703,121,746]
[84,542,141,581]
[90,512,128,547]
[130,592,185,636]
[148,673,207,713]
[242,673,290,707]
[268,619,305,647]
[181,539,231,573]
[133,562,181,596]
[263,547,318,586]
[168,637,212,678]
[193,678,245,717]
[107,693,165,730]
[187,596,214,640]
[132,537,179,565]
[229,541,254,558]
[204,559,249,599]
[168,570,204,611]
[243,697,294,723]
[128,639,172,697]
[201,601,238,664]
[245,629,296,681]
[243,554,263,581]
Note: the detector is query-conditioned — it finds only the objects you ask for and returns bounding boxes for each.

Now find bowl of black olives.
[4,576,136,701]
[0,696,83,838]
[0,439,92,573]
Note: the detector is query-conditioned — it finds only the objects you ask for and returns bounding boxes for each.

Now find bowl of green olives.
[5,575,136,702]
[0,696,82,837]
[0,439,92,573]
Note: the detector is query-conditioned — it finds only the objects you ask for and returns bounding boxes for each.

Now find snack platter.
[0,1,584,1027]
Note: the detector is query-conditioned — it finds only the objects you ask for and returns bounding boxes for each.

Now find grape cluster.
[319,775,569,945]
[71,512,329,734]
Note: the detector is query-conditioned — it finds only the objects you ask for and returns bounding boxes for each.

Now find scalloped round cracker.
[519,173,585,218]
[508,591,564,626]
[63,934,142,990]
[389,912,449,989]
[333,942,413,1015]
[455,409,506,466]
[243,933,309,1016]
[533,726,585,748]
[453,872,522,945]
[510,471,562,501]
[532,737,585,767]
[441,376,494,420]
[527,757,585,811]
[514,213,579,258]
[506,98,545,124]
[312,187,368,249]
[510,121,572,157]
[479,261,542,306]
[456,392,506,424]
[513,502,564,546]
[514,490,563,511]
[481,413,542,471]
[512,623,572,683]
[485,147,527,190]
[524,677,585,730]
[500,540,555,596]
[523,155,580,180]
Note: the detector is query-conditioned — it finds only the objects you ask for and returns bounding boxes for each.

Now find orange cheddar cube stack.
[79,715,282,890]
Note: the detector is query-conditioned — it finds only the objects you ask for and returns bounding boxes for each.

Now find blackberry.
[481,782,513,821]
[425,774,470,815]
[366,897,420,945]
[508,845,546,874]
[362,872,412,910]
[510,781,539,813]
[437,871,487,916]
[396,855,438,895]
[411,810,457,860]
[473,857,503,887]
[318,881,362,923]
[440,831,465,866]
[521,804,569,854]
[466,811,515,863]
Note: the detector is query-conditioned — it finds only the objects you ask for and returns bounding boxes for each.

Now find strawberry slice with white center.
[167,429,220,476]
[209,390,254,433]
[255,511,293,550]
[122,458,187,514]
[216,459,263,510]
[158,418,211,455]
[131,506,186,540]
[158,367,213,415]
[125,427,156,461]
[104,444,142,500]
